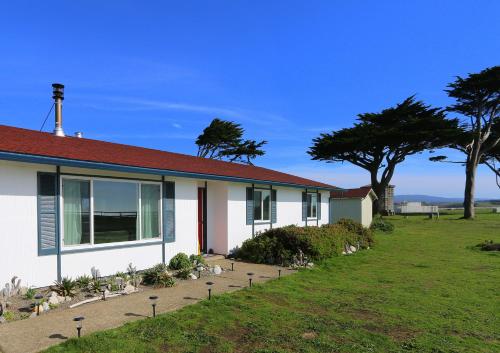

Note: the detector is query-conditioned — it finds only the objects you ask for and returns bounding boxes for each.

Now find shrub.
[175,268,192,279]
[477,240,500,251]
[370,217,394,233]
[169,253,192,270]
[335,218,375,247]
[24,287,36,300]
[76,275,92,290]
[235,223,371,265]
[90,278,105,294]
[142,263,175,288]
[52,277,77,297]
[189,254,206,266]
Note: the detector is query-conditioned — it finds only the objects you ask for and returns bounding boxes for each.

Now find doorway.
[197,187,207,254]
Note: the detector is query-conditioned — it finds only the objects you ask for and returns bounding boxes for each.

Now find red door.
[197,188,204,254]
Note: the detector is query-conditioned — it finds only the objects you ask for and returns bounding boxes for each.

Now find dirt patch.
[346,308,382,322]
[363,323,418,341]
[302,331,317,339]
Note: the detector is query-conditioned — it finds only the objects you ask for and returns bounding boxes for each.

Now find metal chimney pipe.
[52,83,65,137]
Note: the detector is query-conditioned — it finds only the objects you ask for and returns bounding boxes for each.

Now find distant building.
[397,201,439,215]
[380,185,395,215]
[330,186,377,227]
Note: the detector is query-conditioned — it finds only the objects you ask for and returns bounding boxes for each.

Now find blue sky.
[1,1,499,198]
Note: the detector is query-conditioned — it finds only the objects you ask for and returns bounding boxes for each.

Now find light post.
[247,272,254,287]
[231,262,234,271]
[206,281,214,300]
[278,269,282,278]
[149,296,158,317]
[100,284,107,301]
[34,293,43,316]
[197,266,203,279]
[73,316,85,338]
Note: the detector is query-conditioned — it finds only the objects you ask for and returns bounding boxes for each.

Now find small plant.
[142,263,175,288]
[109,282,120,292]
[169,253,192,270]
[24,287,36,300]
[2,311,15,321]
[189,254,206,266]
[48,303,58,310]
[90,278,105,294]
[52,277,77,297]
[127,263,140,287]
[91,266,101,280]
[370,217,394,233]
[115,271,129,281]
[175,268,192,280]
[76,275,92,290]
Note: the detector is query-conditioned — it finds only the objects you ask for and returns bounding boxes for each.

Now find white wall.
[206,181,228,254]
[361,196,374,227]
[0,161,200,287]
[0,161,57,287]
[226,184,330,253]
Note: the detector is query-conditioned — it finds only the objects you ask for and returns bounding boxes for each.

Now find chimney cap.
[74,132,83,138]
[52,83,64,100]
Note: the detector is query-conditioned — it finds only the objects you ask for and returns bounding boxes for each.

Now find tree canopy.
[196,118,267,165]
[309,96,458,213]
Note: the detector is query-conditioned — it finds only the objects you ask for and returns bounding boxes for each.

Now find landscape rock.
[19,287,29,296]
[307,262,314,268]
[48,296,59,305]
[213,265,222,275]
[42,302,50,312]
[349,245,357,252]
[341,251,346,255]
[56,295,66,303]
[123,284,135,294]
[0,316,6,324]
[29,312,37,318]
[189,273,198,280]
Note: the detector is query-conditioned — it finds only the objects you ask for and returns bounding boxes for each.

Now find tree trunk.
[370,173,387,215]
[463,159,477,219]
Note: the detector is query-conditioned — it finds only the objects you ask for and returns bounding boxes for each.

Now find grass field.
[45,213,500,353]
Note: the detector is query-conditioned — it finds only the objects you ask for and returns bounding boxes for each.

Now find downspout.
[252,183,255,237]
[269,184,273,229]
[305,188,308,227]
[56,166,62,282]
[161,175,166,264]
[316,189,319,227]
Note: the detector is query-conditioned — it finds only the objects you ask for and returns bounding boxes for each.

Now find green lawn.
[45,214,500,353]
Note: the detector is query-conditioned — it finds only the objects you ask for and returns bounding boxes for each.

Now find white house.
[0,86,336,287]
[329,186,377,227]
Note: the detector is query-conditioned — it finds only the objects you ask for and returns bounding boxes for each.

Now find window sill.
[61,238,163,254]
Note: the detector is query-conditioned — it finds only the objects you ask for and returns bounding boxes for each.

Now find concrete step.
[203,254,226,263]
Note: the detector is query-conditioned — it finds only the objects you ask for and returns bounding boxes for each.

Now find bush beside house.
[235,220,375,265]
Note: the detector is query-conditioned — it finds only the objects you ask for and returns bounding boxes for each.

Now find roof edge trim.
[0,151,337,191]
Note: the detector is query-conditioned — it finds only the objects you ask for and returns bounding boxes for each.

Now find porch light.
[149,296,158,317]
[206,281,214,300]
[34,293,43,316]
[73,316,85,338]
[278,269,282,278]
[247,272,254,287]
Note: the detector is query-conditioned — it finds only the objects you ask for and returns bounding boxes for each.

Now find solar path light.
[149,296,159,317]
[34,293,43,316]
[206,281,214,300]
[247,272,254,287]
[73,316,85,338]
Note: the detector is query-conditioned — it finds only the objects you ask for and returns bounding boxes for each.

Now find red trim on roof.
[330,186,373,199]
[0,125,334,189]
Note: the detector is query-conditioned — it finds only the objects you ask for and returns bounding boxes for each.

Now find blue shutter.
[246,187,254,225]
[163,181,175,243]
[271,189,277,223]
[302,192,307,221]
[38,172,58,256]
[317,192,321,220]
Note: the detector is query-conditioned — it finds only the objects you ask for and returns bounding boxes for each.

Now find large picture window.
[307,193,318,219]
[62,177,161,247]
[63,179,90,245]
[254,189,271,221]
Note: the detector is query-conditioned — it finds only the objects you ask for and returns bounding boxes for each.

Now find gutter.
[0,151,341,191]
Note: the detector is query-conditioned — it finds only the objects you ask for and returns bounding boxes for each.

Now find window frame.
[306,192,318,220]
[253,189,271,222]
[60,175,162,250]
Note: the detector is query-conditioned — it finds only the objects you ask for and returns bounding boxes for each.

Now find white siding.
[330,196,374,227]
[206,181,228,254]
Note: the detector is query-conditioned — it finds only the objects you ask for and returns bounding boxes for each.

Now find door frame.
[197,187,208,254]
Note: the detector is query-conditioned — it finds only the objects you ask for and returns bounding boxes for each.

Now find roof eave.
[0,151,336,191]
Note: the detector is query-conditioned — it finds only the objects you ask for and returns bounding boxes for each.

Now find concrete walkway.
[0,259,292,353]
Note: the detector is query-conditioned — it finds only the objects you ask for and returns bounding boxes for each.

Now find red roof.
[330,186,374,199]
[0,125,334,189]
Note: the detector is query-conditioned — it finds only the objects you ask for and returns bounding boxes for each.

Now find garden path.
[0,259,292,353]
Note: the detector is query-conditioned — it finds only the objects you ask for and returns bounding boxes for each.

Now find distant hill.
[394,195,499,205]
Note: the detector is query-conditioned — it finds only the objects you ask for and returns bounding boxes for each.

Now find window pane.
[63,179,90,245]
[307,194,312,218]
[141,184,161,239]
[262,190,270,221]
[94,180,138,244]
[254,191,262,220]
